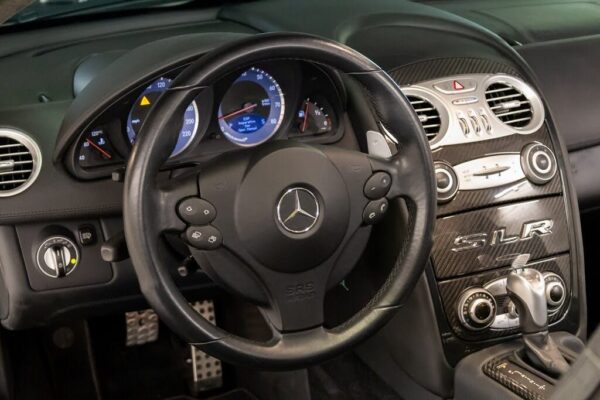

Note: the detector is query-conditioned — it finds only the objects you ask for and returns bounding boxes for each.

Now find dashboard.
[68,61,345,179]
[0,1,590,395]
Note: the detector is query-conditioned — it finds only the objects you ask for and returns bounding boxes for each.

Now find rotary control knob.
[521,143,557,185]
[543,272,566,313]
[434,161,458,203]
[36,236,80,278]
[458,288,497,331]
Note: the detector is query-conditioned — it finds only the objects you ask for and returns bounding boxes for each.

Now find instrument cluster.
[72,60,344,179]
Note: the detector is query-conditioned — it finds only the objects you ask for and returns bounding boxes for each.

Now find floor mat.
[207,389,259,400]
[165,389,258,400]
[308,352,402,400]
[89,315,195,400]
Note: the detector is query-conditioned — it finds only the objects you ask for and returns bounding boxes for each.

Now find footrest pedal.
[125,309,159,346]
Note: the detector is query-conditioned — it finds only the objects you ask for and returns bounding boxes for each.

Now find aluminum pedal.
[190,300,223,393]
[125,309,159,346]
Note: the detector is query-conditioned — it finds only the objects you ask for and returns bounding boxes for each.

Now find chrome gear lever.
[506,254,569,376]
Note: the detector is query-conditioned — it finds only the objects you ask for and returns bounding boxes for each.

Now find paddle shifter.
[506,254,569,376]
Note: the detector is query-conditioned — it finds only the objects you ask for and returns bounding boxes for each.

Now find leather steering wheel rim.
[123,32,436,369]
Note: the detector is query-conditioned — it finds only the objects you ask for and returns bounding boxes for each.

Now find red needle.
[218,103,258,121]
[86,138,112,159]
[300,101,310,133]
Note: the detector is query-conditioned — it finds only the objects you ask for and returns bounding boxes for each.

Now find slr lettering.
[451,219,553,253]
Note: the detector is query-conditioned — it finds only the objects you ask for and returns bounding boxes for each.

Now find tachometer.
[217,67,285,147]
[127,77,199,157]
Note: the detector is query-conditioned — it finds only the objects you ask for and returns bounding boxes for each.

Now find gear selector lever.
[506,254,569,376]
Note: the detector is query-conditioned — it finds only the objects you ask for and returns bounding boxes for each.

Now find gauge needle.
[86,138,112,159]
[300,101,309,133]
[218,103,258,120]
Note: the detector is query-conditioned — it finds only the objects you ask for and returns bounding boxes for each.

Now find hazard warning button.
[433,78,477,94]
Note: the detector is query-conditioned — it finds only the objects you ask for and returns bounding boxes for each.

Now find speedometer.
[127,77,199,157]
[217,67,285,147]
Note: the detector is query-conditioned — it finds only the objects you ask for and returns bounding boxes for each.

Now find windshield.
[2,0,223,26]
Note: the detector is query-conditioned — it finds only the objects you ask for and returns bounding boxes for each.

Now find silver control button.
[434,162,459,203]
[452,96,479,105]
[469,298,495,324]
[458,117,470,136]
[532,151,552,174]
[457,288,497,331]
[521,142,557,185]
[543,272,566,312]
[436,169,454,194]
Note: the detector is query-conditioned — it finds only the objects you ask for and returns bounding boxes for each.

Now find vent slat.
[485,82,532,129]
[489,100,530,111]
[0,179,27,185]
[503,116,532,124]
[0,144,25,149]
[485,87,514,94]
[407,95,441,142]
[494,108,532,118]
[486,93,523,102]
[0,169,32,176]
[0,151,31,158]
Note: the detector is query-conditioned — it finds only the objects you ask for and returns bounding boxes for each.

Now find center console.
[392,59,584,367]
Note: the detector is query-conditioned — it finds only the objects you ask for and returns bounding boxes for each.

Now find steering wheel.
[123,32,436,369]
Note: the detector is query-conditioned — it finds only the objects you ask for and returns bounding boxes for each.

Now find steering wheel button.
[178,198,216,225]
[185,226,222,250]
[363,198,389,225]
[364,172,392,199]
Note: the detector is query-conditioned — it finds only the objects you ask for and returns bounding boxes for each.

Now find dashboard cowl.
[54,32,250,164]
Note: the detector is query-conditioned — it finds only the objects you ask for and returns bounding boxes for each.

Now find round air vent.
[484,76,544,133]
[406,95,442,142]
[0,128,42,197]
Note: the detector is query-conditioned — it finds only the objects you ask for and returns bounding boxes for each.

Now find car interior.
[0,0,599,399]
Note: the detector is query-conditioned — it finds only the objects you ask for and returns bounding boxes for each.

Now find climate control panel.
[438,255,570,340]
[434,142,557,204]
[455,271,567,332]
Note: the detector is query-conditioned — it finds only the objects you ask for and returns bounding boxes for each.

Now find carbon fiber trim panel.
[388,58,520,86]
[432,196,569,279]
[388,57,581,358]
[438,254,571,341]
[433,126,562,216]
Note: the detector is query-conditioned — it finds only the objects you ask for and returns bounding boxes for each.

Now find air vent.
[0,129,41,197]
[485,82,534,129]
[407,95,441,141]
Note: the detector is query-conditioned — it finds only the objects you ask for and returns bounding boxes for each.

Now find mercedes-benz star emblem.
[277,187,320,234]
